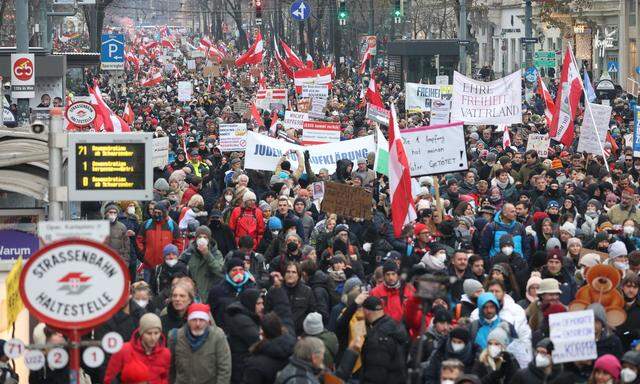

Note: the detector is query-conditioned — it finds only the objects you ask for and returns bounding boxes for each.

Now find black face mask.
[287,242,299,253]
[155,213,164,222]
[210,220,221,228]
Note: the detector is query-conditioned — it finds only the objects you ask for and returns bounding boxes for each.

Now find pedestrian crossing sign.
[608,61,619,73]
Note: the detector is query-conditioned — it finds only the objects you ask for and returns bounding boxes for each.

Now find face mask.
[624,226,635,235]
[166,259,178,268]
[501,246,513,256]
[451,342,465,352]
[106,213,117,223]
[224,194,233,202]
[535,354,551,368]
[441,380,455,384]
[282,188,290,197]
[196,237,209,248]
[488,345,502,358]
[287,242,298,253]
[127,206,136,215]
[231,270,245,283]
[134,299,148,308]
[154,213,164,222]
[271,230,279,236]
[615,261,629,271]
[621,367,637,383]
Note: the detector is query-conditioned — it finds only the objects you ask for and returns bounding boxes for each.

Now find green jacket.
[169,325,232,384]
[314,330,339,369]
[180,241,224,300]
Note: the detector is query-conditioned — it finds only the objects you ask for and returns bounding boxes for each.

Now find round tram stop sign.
[19,238,130,330]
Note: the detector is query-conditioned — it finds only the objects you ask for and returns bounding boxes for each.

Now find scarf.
[224,271,254,293]
[185,327,210,351]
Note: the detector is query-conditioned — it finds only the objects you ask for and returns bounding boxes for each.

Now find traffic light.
[338,0,347,25]
[256,0,262,20]
[393,0,402,17]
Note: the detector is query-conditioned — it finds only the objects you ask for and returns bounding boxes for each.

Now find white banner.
[302,121,341,144]
[550,310,597,364]
[405,83,453,113]
[577,103,612,156]
[401,122,468,176]
[430,99,451,125]
[245,131,376,173]
[450,71,522,125]
[152,136,169,168]
[177,81,193,102]
[283,111,309,131]
[219,123,248,152]
[301,84,329,99]
[526,134,551,158]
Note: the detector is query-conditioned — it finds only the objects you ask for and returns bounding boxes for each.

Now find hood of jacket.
[477,292,500,322]
[493,211,516,230]
[254,333,296,359]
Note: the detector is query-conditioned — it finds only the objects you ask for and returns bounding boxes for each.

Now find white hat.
[242,191,257,203]
[609,241,628,259]
[559,222,576,237]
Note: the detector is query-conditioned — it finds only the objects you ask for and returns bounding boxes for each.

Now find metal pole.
[459,0,467,75]
[524,0,533,69]
[16,0,30,126]
[369,0,374,35]
[49,108,64,221]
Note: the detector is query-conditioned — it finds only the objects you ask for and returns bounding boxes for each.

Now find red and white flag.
[200,36,212,48]
[549,47,582,146]
[250,103,264,127]
[293,67,333,93]
[161,38,175,50]
[274,37,294,78]
[279,39,305,69]
[88,83,130,133]
[141,71,163,87]
[537,74,555,126]
[306,53,313,69]
[235,32,264,67]
[359,47,372,75]
[388,103,416,237]
[500,124,511,148]
[365,75,384,108]
[122,101,134,125]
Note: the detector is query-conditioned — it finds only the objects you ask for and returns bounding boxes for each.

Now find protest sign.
[177,81,193,102]
[577,103,611,156]
[450,70,522,125]
[233,101,248,115]
[430,99,451,125]
[526,134,551,158]
[222,57,236,67]
[549,309,597,364]
[579,248,609,261]
[302,121,341,145]
[298,98,312,113]
[284,111,309,132]
[244,131,376,173]
[366,103,390,126]
[322,182,373,220]
[401,122,468,176]
[309,98,327,119]
[301,84,329,99]
[203,65,220,77]
[436,75,449,85]
[152,136,169,168]
[219,123,248,152]
[634,106,640,158]
[312,182,325,200]
[256,88,287,111]
[405,83,453,113]
[187,60,196,71]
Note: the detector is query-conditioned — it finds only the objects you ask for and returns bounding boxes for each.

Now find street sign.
[100,34,125,71]
[65,101,96,127]
[37,220,110,244]
[608,61,619,73]
[290,0,311,21]
[525,67,537,83]
[67,133,153,201]
[457,40,471,46]
[534,51,556,69]
[520,37,538,44]
[19,238,130,330]
[11,54,35,99]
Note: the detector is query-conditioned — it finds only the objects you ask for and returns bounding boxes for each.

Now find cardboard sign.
[366,103,390,126]
[549,309,597,363]
[401,122,468,176]
[284,111,309,131]
[526,133,551,158]
[222,57,236,67]
[203,65,220,77]
[302,121,341,145]
[321,182,372,220]
[219,123,248,152]
[233,101,248,114]
[301,84,329,99]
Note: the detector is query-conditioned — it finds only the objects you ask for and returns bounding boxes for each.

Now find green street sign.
[534,51,556,69]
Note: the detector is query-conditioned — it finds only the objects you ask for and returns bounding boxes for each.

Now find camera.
[31,120,46,134]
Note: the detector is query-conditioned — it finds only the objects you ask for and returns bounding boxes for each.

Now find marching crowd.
[5,27,640,384]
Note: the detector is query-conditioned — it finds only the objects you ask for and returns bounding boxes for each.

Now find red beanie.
[532,212,549,225]
[120,358,151,383]
[414,223,428,237]
[594,354,621,380]
[187,303,211,322]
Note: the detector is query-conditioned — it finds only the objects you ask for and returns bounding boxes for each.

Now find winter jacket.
[509,361,563,384]
[480,212,530,261]
[471,349,518,384]
[540,266,577,306]
[266,282,316,336]
[225,301,261,384]
[370,282,415,323]
[168,324,232,384]
[104,330,171,384]
[228,206,265,249]
[274,357,320,384]
[306,270,335,324]
[617,299,640,348]
[160,303,186,335]
[152,260,189,296]
[360,315,409,384]
[180,240,224,300]
[209,222,237,257]
[106,219,131,264]
[207,275,257,329]
[608,203,640,225]
[423,335,480,383]
[312,330,339,369]
[137,217,181,268]
[596,329,624,358]
[242,334,296,384]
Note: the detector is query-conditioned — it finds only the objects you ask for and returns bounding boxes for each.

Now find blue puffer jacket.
[472,292,501,349]
[480,211,529,261]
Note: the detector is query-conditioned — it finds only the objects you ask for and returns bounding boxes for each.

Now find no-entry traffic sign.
[19,238,130,330]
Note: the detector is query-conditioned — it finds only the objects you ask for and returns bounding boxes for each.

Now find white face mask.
[106,213,117,222]
[621,367,637,383]
[451,342,465,352]
[127,206,136,215]
[488,345,502,358]
[615,261,629,271]
[435,252,447,264]
[134,299,148,308]
[535,354,551,368]
[224,194,233,202]
[196,237,209,248]
[501,246,514,256]
[624,226,636,235]
[165,259,178,268]
[441,380,455,384]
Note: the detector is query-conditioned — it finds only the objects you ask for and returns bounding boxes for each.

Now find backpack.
[235,208,258,236]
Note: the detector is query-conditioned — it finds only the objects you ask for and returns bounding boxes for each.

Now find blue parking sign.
[101,34,125,71]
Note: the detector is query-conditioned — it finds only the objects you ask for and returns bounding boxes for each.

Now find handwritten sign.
[577,103,611,156]
[309,98,327,119]
[152,136,169,168]
[177,81,193,102]
[301,84,329,99]
[321,182,372,220]
[549,309,597,363]
[284,111,309,131]
[401,121,468,176]
[526,134,551,158]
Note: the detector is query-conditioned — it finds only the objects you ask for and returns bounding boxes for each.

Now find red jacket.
[228,206,265,249]
[136,217,180,267]
[370,282,415,323]
[405,295,458,340]
[103,329,171,384]
[180,185,200,206]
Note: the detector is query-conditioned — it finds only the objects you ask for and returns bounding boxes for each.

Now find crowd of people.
[5,25,640,384]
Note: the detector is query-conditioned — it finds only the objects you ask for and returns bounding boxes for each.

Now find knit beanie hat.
[463,279,483,298]
[487,323,510,346]
[546,237,561,251]
[163,244,179,258]
[243,191,257,203]
[303,312,324,335]
[450,327,470,344]
[594,354,621,380]
[104,203,120,214]
[499,234,514,247]
[120,358,151,383]
[225,257,244,274]
[343,277,363,295]
[138,313,162,335]
[609,241,628,259]
[154,178,171,192]
[268,216,283,230]
[195,225,212,239]
[559,221,576,237]
[259,201,271,212]
[589,303,608,326]
[382,260,398,274]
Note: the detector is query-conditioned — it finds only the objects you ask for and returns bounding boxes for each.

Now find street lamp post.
[524,0,533,69]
